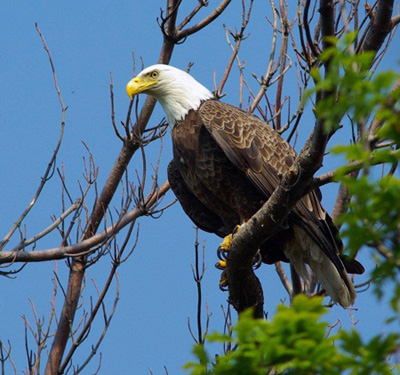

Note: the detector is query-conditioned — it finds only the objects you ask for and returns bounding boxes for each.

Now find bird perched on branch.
[126,64,363,308]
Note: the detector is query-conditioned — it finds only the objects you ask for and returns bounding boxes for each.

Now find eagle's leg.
[216,225,262,290]
[217,225,242,262]
[216,225,262,267]
[215,225,241,291]
[216,256,262,291]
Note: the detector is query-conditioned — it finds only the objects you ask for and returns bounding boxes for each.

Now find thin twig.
[175,0,232,40]
[217,0,254,97]
[9,201,82,252]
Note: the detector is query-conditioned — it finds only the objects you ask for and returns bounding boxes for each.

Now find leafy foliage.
[306,32,399,133]
[185,296,399,375]
[312,34,400,314]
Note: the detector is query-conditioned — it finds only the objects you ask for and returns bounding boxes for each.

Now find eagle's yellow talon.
[217,225,243,259]
[218,234,232,253]
[216,225,244,291]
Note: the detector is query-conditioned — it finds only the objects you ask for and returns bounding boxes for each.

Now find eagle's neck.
[153,77,213,127]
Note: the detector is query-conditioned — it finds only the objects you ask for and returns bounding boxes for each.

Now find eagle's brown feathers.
[169,100,363,307]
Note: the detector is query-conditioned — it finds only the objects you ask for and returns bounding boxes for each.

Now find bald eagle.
[126,64,363,307]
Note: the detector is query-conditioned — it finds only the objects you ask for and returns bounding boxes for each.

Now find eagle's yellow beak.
[126,76,157,99]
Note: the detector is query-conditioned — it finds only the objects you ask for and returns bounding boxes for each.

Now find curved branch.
[176,2,206,32]
[312,149,400,189]
[303,0,320,58]
[9,201,82,253]
[392,14,400,27]
[226,114,333,317]
[175,0,231,40]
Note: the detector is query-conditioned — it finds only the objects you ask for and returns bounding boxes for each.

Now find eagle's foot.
[217,225,242,260]
[216,253,260,292]
[217,224,262,270]
[215,224,262,291]
[217,253,261,270]
[215,260,229,290]
[217,233,233,260]
[219,270,229,291]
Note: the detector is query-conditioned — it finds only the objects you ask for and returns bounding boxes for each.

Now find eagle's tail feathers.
[307,247,356,308]
[284,225,356,308]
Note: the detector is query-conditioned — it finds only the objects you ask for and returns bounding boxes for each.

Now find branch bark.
[226,118,332,317]
[360,0,394,52]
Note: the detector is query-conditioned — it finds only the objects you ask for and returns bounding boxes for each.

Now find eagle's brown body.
[126,64,363,307]
[168,100,363,307]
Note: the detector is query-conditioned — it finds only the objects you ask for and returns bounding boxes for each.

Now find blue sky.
[0,1,399,374]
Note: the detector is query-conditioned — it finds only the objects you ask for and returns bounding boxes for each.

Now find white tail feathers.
[284,225,356,308]
[307,247,356,307]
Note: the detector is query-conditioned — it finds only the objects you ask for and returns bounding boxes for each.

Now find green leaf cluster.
[305,32,400,314]
[184,296,399,375]
[334,167,400,313]
[305,32,399,132]
[338,175,400,252]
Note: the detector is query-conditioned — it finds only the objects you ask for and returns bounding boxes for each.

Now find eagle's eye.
[150,70,159,79]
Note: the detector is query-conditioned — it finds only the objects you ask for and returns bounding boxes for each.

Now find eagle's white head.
[126,64,213,126]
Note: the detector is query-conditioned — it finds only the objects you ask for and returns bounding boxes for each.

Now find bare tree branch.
[312,149,400,189]
[0,181,170,264]
[392,13,400,27]
[319,0,335,50]
[303,0,320,58]
[9,201,82,253]
[274,261,292,296]
[175,0,232,41]
[176,1,207,31]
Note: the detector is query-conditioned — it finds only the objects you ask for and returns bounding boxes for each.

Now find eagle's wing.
[199,100,362,278]
[199,100,326,224]
[200,100,291,196]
